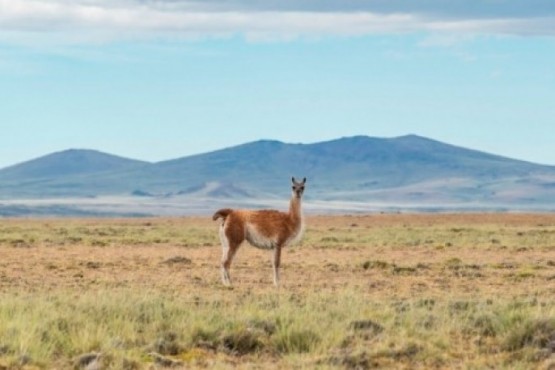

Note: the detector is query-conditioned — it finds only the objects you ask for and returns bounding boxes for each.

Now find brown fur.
[214,177,306,286]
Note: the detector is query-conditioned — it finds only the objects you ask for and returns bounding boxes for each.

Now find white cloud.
[0,0,554,44]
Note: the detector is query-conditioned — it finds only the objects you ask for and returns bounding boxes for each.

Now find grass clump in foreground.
[0,289,555,369]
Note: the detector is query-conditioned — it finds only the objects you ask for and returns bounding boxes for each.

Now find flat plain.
[1,214,555,369]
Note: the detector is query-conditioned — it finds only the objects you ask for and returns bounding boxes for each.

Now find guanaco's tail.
[212,208,233,221]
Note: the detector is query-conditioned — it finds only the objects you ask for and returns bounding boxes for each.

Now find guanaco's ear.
[302,177,306,184]
[292,177,296,183]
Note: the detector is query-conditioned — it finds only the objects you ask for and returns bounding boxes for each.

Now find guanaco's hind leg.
[219,223,240,286]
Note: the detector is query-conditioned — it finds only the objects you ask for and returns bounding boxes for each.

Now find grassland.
[0,214,555,369]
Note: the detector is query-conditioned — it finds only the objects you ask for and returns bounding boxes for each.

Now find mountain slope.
[0,149,151,197]
[0,136,554,207]
[137,135,554,194]
[0,149,150,179]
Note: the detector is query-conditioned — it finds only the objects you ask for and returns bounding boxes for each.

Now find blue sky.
[1,0,554,168]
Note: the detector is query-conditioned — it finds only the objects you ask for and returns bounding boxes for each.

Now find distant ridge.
[0,136,554,212]
[0,149,149,179]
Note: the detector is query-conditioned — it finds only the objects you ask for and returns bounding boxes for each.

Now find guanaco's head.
[291,177,306,199]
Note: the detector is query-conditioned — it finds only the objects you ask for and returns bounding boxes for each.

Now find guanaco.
[212,177,306,286]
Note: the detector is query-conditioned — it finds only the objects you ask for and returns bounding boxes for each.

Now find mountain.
[134,134,555,200]
[0,149,150,198]
[0,149,149,179]
[1,135,555,212]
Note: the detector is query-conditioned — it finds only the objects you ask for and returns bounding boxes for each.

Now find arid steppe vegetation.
[1,214,555,369]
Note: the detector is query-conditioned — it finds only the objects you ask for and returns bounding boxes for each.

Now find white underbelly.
[245,224,277,249]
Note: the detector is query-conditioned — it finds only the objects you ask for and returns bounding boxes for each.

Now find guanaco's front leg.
[273,245,282,287]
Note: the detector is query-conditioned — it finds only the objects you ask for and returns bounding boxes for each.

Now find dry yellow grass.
[1,214,555,369]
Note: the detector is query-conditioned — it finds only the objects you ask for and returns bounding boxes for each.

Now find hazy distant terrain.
[1,135,555,216]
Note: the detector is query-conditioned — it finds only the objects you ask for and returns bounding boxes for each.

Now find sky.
[1,0,554,168]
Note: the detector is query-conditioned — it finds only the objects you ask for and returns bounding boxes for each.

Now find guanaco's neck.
[289,194,302,221]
